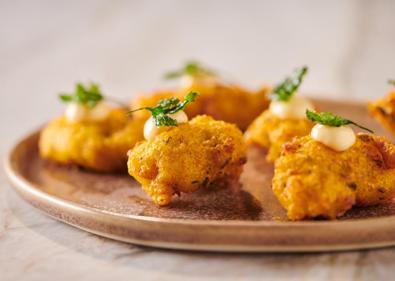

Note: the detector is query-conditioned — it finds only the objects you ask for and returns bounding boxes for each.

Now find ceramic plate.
[5,98,395,252]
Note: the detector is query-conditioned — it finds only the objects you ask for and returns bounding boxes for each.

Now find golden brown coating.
[127,115,247,206]
[272,133,395,220]
[39,108,145,172]
[368,90,395,135]
[244,110,314,162]
[131,84,270,131]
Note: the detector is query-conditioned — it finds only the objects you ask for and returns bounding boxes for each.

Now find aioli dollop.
[65,101,111,123]
[311,124,356,151]
[143,110,188,141]
[269,95,314,119]
[180,74,217,89]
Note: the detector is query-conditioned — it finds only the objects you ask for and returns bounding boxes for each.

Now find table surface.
[1,1,395,280]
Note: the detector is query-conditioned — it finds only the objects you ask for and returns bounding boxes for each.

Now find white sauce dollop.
[311,124,356,151]
[269,95,314,119]
[65,101,112,123]
[143,110,188,141]
[180,75,218,89]
[65,102,89,123]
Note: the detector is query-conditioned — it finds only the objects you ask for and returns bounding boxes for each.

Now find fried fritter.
[39,108,145,172]
[131,84,270,131]
[245,110,314,162]
[127,115,247,206]
[272,133,395,220]
[368,90,395,135]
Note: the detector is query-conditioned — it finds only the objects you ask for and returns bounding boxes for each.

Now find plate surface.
[5,98,395,252]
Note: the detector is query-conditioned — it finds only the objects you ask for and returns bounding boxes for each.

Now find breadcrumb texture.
[244,110,313,162]
[39,109,144,172]
[131,83,270,131]
[368,90,395,135]
[127,115,247,206]
[272,133,395,220]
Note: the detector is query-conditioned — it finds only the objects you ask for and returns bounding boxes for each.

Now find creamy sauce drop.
[180,74,218,89]
[311,124,356,151]
[65,101,111,123]
[144,110,188,141]
[269,95,314,119]
[65,102,89,123]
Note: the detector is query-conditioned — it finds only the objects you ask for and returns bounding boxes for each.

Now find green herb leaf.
[164,61,216,80]
[306,109,373,133]
[388,79,395,87]
[58,82,104,108]
[158,97,181,111]
[129,92,199,127]
[59,94,73,102]
[154,113,178,127]
[168,91,199,113]
[271,66,308,102]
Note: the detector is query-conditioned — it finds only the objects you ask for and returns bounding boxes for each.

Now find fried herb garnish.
[129,92,199,127]
[270,66,308,102]
[164,61,216,80]
[388,79,395,87]
[306,109,373,133]
[59,82,103,108]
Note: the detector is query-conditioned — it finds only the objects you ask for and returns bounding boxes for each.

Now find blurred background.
[1,0,395,153]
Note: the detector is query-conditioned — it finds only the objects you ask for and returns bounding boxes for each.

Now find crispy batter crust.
[245,110,313,162]
[127,115,247,206]
[39,109,144,172]
[272,133,395,220]
[368,90,395,136]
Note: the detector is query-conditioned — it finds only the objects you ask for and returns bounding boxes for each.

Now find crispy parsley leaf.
[59,95,73,102]
[388,79,395,87]
[59,82,103,108]
[164,61,216,80]
[158,97,180,111]
[154,113,178,127]
[271,66,308,102]
[168,91,198,114]
[306,109,373,133]
[129,91,199,127]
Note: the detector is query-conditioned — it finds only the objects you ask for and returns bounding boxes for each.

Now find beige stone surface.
[1,1,395,280]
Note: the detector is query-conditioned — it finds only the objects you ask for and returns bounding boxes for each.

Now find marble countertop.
[1,1,395,280]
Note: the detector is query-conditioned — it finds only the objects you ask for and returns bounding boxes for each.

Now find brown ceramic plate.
[5,98,395,252]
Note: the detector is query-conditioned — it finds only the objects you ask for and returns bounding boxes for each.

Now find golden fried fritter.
[131,84,270,131]
[272,133,395,220]
[244,110,314,162]
[127,115,247,206]
[39,108,145,172]
[368,90,395,135]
